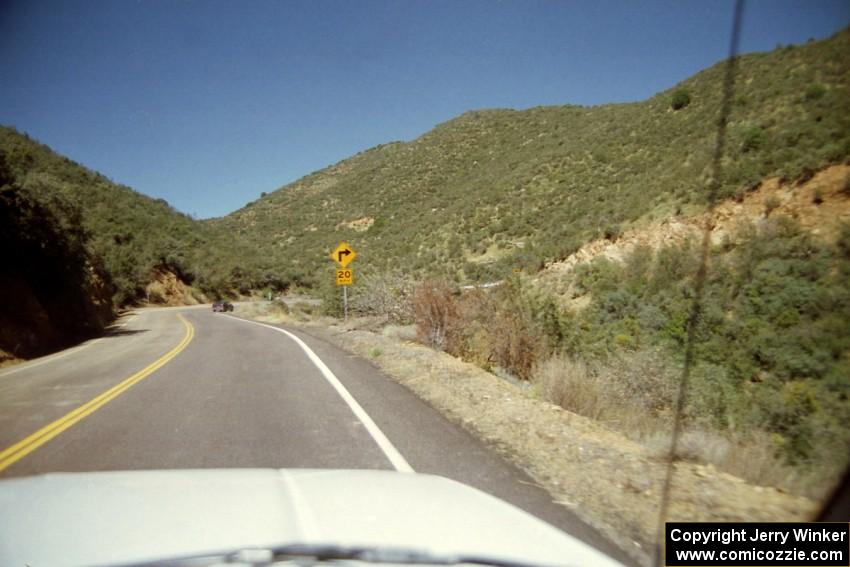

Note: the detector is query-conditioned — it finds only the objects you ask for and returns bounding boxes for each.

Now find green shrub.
[804,83,827,101]
[602,223,621,241]
[764,196,781,216]
[532,215,850,468]
[318,278,345,317]
[741,126,767,153]
[671,88,692,110]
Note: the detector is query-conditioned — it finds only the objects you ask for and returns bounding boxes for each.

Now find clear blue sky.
[1,1,848,219]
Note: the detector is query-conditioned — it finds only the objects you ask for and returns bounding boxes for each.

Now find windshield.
[0,2,848,567]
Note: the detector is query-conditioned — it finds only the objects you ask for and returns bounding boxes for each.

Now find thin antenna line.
[654,1,745,565]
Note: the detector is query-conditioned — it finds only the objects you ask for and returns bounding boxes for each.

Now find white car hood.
[0,469,623,566]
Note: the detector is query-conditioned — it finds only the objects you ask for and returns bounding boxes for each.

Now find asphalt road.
[0,306,634,565]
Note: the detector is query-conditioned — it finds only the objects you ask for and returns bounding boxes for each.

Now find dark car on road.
[212,300,234,312]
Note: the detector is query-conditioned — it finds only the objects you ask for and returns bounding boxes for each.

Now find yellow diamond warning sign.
[331,241,357,268]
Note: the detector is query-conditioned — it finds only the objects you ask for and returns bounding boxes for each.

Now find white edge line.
[0,314,138,379]
[225,315,414,474]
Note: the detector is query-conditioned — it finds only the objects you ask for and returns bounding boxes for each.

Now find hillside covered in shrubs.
[0,127,261,360]
[213,28,849,288]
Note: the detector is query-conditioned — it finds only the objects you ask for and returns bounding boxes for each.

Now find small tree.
[671,88,691,110]
[804,83,826,101]
[741,126,766,153]
[764,196,781,217]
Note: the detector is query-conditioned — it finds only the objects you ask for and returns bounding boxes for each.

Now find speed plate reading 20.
[336,268,353,286]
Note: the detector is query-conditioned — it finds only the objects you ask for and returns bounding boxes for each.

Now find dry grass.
[532,352,838,499]
[651,429,840,500]
[533,356,609,421]
[235,300,290,324]
[532,351,678,438]
[381,324,417,342]
[644,430,732,466]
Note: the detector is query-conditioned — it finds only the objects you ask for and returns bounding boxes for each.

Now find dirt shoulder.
[239,304,816,566]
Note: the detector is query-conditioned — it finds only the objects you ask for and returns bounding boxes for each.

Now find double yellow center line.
[0,313,194,473]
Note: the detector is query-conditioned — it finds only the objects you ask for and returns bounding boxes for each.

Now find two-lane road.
[0,306,633,564]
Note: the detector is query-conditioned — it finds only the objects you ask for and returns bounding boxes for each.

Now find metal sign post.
[331,242,356,321]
